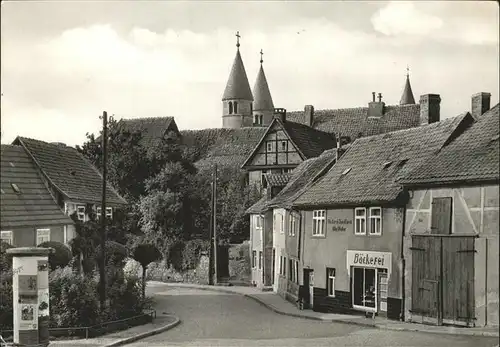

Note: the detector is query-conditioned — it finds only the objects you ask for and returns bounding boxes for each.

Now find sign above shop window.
[346,250,392,276]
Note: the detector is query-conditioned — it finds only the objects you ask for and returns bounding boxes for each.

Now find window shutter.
[431,197,452,235]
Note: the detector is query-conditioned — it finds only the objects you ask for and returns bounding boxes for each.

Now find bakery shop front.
[347,250,392,316]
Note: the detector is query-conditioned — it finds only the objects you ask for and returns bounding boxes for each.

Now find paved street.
[127,283,499,347]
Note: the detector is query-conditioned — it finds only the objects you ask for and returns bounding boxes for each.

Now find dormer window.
[11,183,20,194]
[229,102,233,114]
[234,101,238,113]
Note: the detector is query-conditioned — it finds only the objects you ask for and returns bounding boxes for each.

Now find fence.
[0,309,155,345]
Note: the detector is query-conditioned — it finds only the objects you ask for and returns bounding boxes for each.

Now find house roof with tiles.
[13,137,128,207]
[265,173,292,187]
[399,104,500,186]
[294,113,474,208]
[116,116,179,149]
[287,104,421,143]
[1,144,74,229]
[182,127,267,170]
[267,148,340,209]
[245,195,270,215]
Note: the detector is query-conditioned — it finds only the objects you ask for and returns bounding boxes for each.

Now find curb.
[159,283,500,338]
[103,315,181,347]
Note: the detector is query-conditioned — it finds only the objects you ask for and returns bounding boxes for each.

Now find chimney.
[304,105,314,127]
[471,92,491,118]
[274,108,287,122]
[368,92,385,118]
[419,94,441,125]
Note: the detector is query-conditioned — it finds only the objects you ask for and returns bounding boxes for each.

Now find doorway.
[303,269,314,309]
[352,267,377,312]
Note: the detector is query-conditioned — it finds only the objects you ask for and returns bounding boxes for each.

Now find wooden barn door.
[411,235,475,326]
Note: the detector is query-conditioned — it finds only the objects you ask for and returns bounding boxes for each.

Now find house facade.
[12,137,128,243]
[1,145,74,247]
[293,111,475,320]
[400,100,499,327]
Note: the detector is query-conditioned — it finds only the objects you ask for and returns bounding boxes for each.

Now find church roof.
[400,75,416,105]
[222,50,253,101]
[253,65,274,111]
[116,117,178,149]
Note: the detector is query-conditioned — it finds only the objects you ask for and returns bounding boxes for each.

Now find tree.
[0,241,14,273]
[132,244,162,298]
[38,241,73,271]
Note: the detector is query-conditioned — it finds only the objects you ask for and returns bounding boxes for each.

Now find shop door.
[352,267,377,311]
[377,270,388,314]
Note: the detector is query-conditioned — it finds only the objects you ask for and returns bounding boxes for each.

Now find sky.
[1,1,499,147]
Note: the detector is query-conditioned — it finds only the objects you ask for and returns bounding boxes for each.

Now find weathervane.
[406,65,410,78]
[260,49,264,64]
[236,31,240,49]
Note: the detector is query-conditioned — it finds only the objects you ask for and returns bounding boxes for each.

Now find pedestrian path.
[49,314,179,347]
[152,281,499,338]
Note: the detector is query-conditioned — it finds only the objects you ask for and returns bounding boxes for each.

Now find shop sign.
[346,250,392,275]
[327,210,354,233]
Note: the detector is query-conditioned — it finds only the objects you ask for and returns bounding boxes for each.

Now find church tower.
[400,66,416,105]
[252,49,275,127]
[222,31,254,129]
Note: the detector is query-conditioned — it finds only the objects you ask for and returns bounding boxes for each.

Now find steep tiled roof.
[116,117,178,149]
[245,195,268,214]
[287,104,421,143]
[222,50,253,101]
[282,120,337,159]
[1,145,74,229]
[400,104,500,185]
[267,149,338,209]
[182,127,266,170]
[13,137,127,207]
[265,173,292,187]
[294,113,473,208]
[253,64,274,111]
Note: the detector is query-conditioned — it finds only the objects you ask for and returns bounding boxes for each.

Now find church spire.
[400,66,416,105]
[252,49,275,126]
[222,31,253,102]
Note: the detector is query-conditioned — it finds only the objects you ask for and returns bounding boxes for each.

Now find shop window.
[252,251,257,268]
[36,229,50,245]
[259,251,263,270]
[1,231,13,245]
[355,208,366,235]
[352,267,376,310]
[369,207,382,235]
[327,268,336,297]
[312,210,326,236]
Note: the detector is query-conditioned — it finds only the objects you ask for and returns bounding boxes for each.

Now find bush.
[0,241,14,273]
[0,270,13,330]
[182,239,209,270]
[38,241,73,271]
[95,241,129,266]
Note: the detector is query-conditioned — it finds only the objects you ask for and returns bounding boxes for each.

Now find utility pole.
[208,179,214,286]
[99,111,108,308]
[213,164,218,285]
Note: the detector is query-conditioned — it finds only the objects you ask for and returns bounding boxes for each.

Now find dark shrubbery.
[0,269,13,330]
[38,241,73,271]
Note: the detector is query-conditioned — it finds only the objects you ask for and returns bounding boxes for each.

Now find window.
[283,257,287,276]
[252,251,257,268]
[288,259,293,281]
[259,115,263,125]
[255,215,263,229]
[352,267,376,309]
[431,197,452,235]
[234,101,238,113]
[96,206,113,220]
[266,142,273,152]
[254,115,259,125]
[259,251,263,270]
[295,261,299,284]
[229,102,233,114]
[36,229,50,245]
[282,168,290,174]
[279,214,284,234]
[77,205,86,222]
[289,214,296,236]
[281,141,287,151]
[327,268,336,297]
[355,208,366,235]
[369,207,382,235]
[272,249,276,284]
[279,256,283,275]
[1,231,13,245]
[312,210,326,236]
